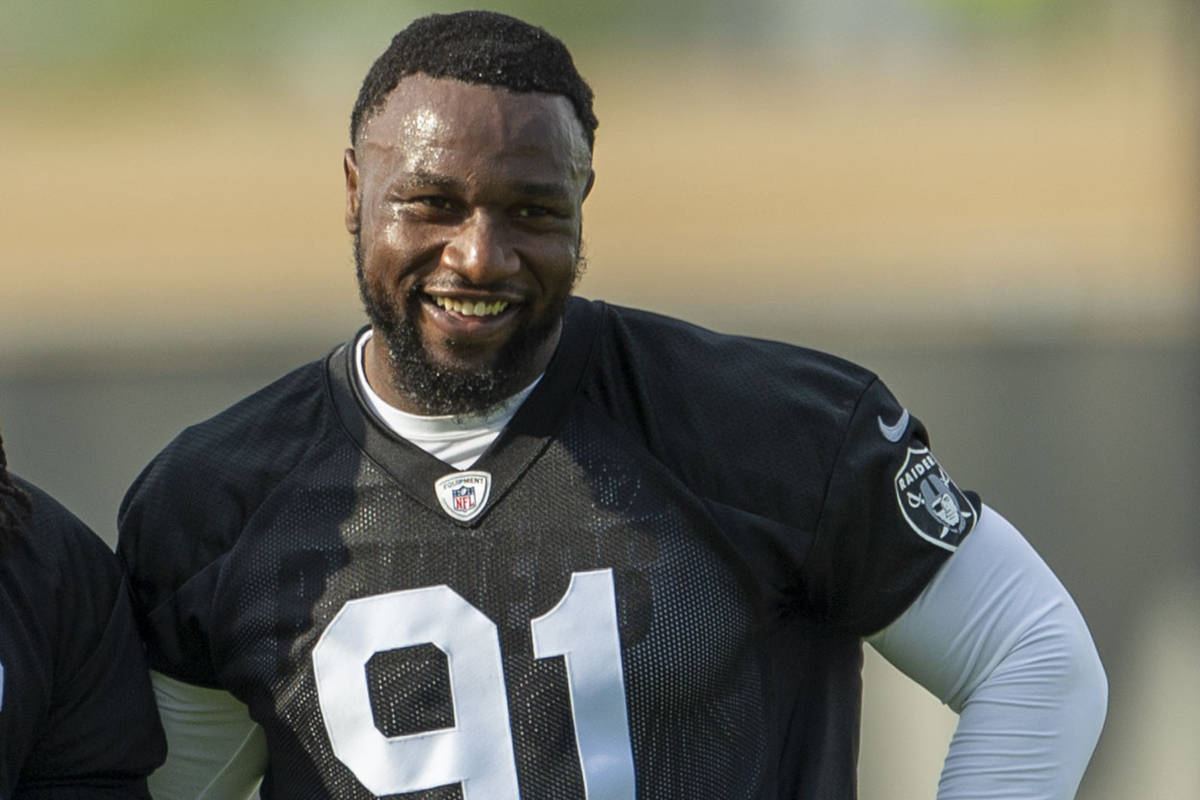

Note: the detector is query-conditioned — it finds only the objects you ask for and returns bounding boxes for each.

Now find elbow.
[1066,617,1108,747]
[1018,599,1109,764]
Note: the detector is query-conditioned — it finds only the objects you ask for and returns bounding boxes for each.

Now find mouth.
[431,296,511,317]
[421,291,523,341]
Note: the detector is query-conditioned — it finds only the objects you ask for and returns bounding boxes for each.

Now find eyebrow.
[392,171,575,202]
[391,171,463,193]
[518,182,574,201]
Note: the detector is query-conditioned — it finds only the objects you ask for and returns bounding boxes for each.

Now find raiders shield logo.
[893,447,976,551]
[434,470,492,522]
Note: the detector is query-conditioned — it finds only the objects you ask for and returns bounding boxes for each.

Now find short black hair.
[350,10,597,152]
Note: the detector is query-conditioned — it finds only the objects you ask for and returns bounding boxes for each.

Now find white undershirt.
[354,329,538,470]
[868,506,1107,799]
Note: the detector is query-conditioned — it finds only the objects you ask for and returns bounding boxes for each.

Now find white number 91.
[312,568,636,799]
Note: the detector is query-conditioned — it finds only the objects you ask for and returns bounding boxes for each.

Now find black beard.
[355,232,582,416]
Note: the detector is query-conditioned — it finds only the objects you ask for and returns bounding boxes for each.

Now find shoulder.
[2,476,124,648]
[580,300,877,449]
[117,352,336,605]
[587,299,877,413]
[8,476,120,583]
[123,354,330,505]
[146,354,329,478]
[568,299,887,523]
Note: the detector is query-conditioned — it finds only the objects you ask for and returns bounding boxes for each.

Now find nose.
[441,211,520,285]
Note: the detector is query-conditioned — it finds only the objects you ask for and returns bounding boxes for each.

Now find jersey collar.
[326,297,601,526]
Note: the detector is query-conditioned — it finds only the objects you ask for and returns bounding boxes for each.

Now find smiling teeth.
[433,297,510,316]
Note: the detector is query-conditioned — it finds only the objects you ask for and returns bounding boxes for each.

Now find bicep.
[868,504,1107,799]
[148,672,266,800]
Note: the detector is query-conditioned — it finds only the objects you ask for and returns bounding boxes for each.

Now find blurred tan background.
[1,0,1196,797]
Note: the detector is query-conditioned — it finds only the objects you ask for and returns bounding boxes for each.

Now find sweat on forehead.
[355,76,592,175]
[349,10,597,151]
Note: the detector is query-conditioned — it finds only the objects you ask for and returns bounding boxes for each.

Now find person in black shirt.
[118,11,1107,799]
[0,429,165,797]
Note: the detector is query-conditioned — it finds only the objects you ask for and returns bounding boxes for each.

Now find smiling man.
[348,72,593,416]
[118,10,1107,800]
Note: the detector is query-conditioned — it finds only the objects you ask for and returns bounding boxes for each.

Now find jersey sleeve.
[117,433,247,688]
[116,358,333,688]
[13,481,166,798]
[803,377,981,635]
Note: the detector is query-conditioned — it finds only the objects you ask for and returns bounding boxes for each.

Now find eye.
[417,196,455,211]
[396,194,461,220]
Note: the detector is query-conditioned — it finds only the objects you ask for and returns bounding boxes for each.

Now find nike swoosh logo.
[878,409,910,443]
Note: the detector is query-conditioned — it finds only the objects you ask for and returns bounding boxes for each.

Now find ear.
[582,169,595,202]
[344,148,360,234]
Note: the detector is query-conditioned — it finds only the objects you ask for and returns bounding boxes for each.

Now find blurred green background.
[2,1,1197,797]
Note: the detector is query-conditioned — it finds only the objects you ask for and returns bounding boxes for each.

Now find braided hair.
[0,427,31,536]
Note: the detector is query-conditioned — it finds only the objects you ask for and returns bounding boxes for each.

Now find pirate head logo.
[894,447,976,551]
[434,470,492,522]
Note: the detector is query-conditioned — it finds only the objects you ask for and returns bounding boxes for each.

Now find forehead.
[357,75,590,182]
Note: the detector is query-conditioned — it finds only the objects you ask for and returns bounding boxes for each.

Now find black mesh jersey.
[118,298,980,800]
[1,478,165,799]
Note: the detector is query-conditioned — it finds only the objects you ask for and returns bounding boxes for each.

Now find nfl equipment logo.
[434,471,492,522]
[452,485,476,512]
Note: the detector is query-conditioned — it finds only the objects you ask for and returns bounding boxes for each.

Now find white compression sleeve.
[147,671,267,800]
[867,505,1107,800]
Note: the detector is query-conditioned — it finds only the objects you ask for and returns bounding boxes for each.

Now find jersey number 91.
[312,568,636,798]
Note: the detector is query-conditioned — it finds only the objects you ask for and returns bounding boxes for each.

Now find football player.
[0,428,165,795]
[118,10,1107,799]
